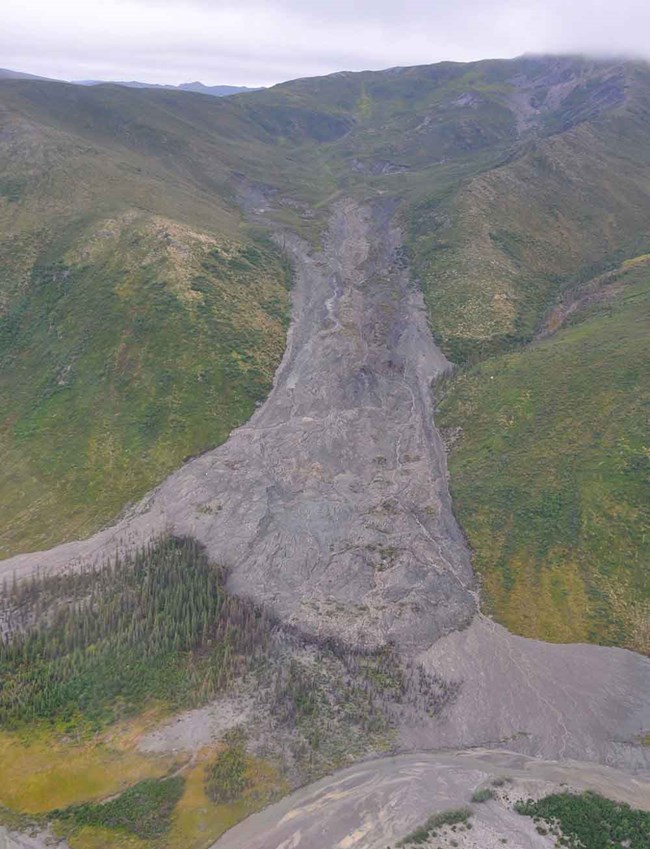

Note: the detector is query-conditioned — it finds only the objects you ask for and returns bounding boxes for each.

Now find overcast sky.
[2,0,648,87]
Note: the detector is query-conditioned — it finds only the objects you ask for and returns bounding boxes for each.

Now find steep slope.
[400,61,650,652]
[408,59,650,361]
[206,55,650,656]
[0,198,478,649]
[2,53,649,640]
[0,79,299,556]
[271,55,650,651]
[0,68,56,81]
[437,260,650,652]
[2,53,650,639]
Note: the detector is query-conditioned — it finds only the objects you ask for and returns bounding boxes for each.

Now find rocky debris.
[451,92,482,108]
[507,58,627,135]
[137,695,255,756]
[350,159,409,175]
[1,198,649,773]
[0,827,67,849]
[0,199,478,652]
[137,624,462,789]
[409,616,650,769]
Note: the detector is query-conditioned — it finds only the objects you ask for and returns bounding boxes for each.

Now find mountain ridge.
[0,67,259,95]
[73,79,260,96]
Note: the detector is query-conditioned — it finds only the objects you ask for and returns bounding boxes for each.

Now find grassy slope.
[402,63,650,652]
[0,62,521,556]
[0,81,296,555]
[410,63,650,362]
[437,263,650,652]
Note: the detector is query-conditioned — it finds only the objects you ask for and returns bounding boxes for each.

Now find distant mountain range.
[0,68,50,80]
[73,79,260,96]
[0,67,259,96]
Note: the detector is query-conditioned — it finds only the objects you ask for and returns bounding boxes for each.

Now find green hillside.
[0,81,296,555]
[408,62,650,361]
[437,260,650,652]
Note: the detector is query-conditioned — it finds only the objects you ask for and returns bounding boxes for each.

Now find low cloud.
[2,0,648,86]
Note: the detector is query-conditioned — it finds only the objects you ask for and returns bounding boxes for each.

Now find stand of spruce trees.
[0,537,271,729]
[0,534,461,765]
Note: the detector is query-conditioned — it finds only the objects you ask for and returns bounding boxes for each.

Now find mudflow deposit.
[1,194,649,848]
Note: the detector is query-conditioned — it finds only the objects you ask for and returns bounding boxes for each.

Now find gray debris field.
[1,199,649,847]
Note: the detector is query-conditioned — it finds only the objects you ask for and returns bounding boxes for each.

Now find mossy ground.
[0,725,285,849]
[167,748,286,849]
[0,728,173,813]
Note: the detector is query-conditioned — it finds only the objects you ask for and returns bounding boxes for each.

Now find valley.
[0,54,649,848]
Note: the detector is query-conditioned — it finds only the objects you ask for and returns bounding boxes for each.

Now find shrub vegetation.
[515,791,650,849]
[51,776,185,839]
[397,808,471,846]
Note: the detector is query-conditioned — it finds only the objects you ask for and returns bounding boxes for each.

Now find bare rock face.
[0,200,478,651]
[200,199,478,648]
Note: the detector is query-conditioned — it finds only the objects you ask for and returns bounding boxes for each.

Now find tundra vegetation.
[51,776,186,840]
[205,730,250,804]
[437,263,650,652]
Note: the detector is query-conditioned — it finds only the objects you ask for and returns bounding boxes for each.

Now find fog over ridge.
[2,0,647,87]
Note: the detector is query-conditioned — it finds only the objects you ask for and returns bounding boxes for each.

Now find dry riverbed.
[211,749,650,849]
